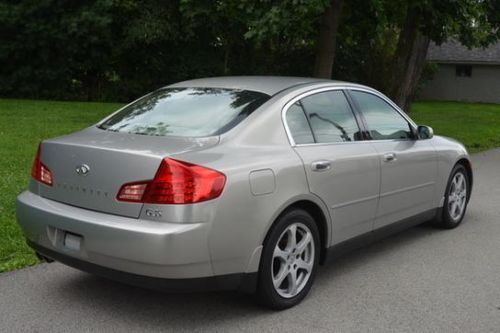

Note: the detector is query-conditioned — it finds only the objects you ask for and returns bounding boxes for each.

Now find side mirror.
[417,125,434,139]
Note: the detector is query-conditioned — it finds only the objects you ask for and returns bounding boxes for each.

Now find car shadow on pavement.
[54,222,444,329]
[317,222,442,279]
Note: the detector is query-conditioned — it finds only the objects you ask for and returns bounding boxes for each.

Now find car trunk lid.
[37,127,219,218]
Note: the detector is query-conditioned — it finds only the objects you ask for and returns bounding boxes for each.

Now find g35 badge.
[145,208,162,218]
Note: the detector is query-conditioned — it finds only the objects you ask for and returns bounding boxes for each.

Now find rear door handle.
[311,160,331,172]
[383,153,396,162]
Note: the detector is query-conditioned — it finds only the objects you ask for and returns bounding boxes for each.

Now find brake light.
[117,158,226,204]
[31,144,53,186]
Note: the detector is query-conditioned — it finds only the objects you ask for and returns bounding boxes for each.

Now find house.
[419,41,500,104]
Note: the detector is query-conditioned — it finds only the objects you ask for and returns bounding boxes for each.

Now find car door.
[348,89,438,230]
[284,88,380,244]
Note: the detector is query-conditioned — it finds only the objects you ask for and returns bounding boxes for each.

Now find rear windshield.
[98,88,270,137]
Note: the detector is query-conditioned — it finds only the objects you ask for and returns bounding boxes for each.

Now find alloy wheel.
[448,172,467,221]
[271,223,315,298]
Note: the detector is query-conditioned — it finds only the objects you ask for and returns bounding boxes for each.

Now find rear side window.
[350,91,413,140]
[300,90,361,143]
[98,88,270,137]
[285,103,315,144]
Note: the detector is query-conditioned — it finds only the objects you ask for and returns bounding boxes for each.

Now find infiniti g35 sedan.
[17,77,472,309]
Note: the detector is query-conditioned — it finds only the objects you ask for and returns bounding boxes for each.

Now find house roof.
[427,41,500,65]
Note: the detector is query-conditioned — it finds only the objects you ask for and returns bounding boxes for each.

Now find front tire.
[256,209,320,310]
[435,164,470,229]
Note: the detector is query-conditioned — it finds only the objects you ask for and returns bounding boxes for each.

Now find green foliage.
[0,0,336,101]
[410,0,496,47]
[0,0,222,101]
[179,0,322,76]
[238,0,329,42]
[0,1,499,102]
[0,1,121,100]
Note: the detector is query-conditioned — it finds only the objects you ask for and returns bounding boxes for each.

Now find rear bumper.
[16,191,256,291]
[29,240,256,293]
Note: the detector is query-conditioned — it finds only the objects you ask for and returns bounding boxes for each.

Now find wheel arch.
[456,157,473,201]
[262,196,332,265]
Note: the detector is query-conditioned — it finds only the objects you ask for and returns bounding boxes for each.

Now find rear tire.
[256,209,320,310]
[434,164,469,229]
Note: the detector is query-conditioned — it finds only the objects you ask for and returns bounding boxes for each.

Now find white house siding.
[419,64,500,104]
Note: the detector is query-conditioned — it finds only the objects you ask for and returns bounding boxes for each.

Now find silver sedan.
[17,77,472,309]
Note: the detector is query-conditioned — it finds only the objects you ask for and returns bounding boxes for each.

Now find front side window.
[98,88,270,137]
[299,90,361,143]
[350,91,413,140]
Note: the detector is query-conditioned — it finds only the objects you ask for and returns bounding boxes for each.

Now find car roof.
[167,76,348,96]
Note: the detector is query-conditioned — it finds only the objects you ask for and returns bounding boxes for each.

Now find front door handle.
[311,160,331,172]
[383,152,396,162]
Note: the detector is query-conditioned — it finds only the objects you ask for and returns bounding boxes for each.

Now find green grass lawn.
[0,98,499,272]
[412,101,500,153]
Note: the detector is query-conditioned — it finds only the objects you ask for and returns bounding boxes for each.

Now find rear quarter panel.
[170,94,333,276]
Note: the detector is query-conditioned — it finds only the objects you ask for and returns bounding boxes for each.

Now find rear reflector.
[31,144,53,186]
[117,158,226,204]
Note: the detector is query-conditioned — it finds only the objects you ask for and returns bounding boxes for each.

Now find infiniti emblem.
[76,164,90,176]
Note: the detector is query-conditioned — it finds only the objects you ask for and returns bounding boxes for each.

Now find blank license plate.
[64,233,82,251]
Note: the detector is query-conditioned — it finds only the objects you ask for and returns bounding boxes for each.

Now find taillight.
[116,182,148,202]
[31,144,53,186]
[117,158,226,204]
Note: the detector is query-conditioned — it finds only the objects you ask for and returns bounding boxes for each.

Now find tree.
[226,0,338,77]
[1,0,499,105]
[313,0,344,78]
[334,0,500,112]
[387,3,431,112]
[0,0,128,100]
[383,0,498,112]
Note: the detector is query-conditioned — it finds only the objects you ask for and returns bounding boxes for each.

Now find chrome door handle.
[383,153,396,162]
[311,160,331,172]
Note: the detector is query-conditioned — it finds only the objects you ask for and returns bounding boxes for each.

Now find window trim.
[346,88,418,142]
[285,101,317,144]
[282,86,417,147]
[296,100,318,143]
[282,87,364,146]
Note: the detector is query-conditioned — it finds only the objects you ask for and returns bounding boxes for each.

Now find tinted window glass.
[285,103,315,144]
[351,91,413,140]
[300,91,360,143]
[98,88,270,137]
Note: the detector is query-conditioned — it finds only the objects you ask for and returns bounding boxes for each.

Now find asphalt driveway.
[1,149,500,332]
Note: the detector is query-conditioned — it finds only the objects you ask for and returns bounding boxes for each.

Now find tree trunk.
[85,72,102,101]
[223,42,230,75]
[388,7,430,113]
[400,33,429,112]
[313,0,344,79]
